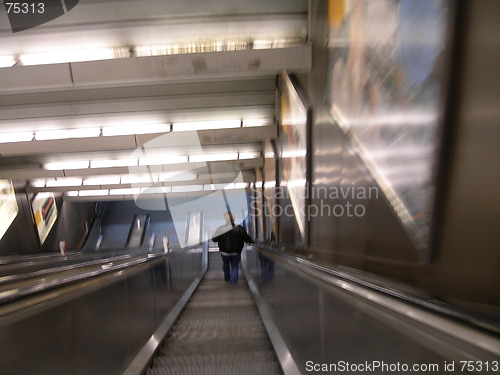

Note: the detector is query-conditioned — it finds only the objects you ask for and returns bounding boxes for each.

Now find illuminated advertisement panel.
[278,72,311,244]
[0,180,19,240]
[327,0,451,252]
[31,192,58,245]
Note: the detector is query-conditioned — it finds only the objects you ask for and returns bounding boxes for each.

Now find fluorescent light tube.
[243,118,272,127]
[172,120,240,132]
[171,185,203,193]
[90,159,138,168]
[109,188,142,195]
[140,186,172,194]
[46,178,82,187]
[20,48,130,66]
[44,161,89,170]
[189,153,238,163]
[83,176,121,186]
[78,189,109,197]
[203,183,234,191]
[35,128,100,141]
[0,56,16,68]
[0,132,33,143]
[234,182,249,189]
[102,124,169,136]
[121,175,158,184]
[30,179,47,188]
[158,172,196,182]
[139,155,188,166]
[239,152,261,160]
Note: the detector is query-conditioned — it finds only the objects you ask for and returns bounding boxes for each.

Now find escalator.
[2,242,497,375]
[147,251,283,375]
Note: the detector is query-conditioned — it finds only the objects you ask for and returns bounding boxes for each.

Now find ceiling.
[0,0,311,201]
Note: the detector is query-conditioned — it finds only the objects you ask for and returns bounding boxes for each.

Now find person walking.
[212,212,253,283]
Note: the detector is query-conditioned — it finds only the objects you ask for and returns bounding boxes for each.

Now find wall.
[421,0,500,310]
[275,0,499,317]
[0,185,95,255]
[0,182,39,254]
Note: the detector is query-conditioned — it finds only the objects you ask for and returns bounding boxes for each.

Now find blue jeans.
[221,253,241,283]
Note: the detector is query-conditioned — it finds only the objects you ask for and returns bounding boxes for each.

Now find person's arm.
[239,226,254,244]
[212,224,229,242]
[212,226,222,242]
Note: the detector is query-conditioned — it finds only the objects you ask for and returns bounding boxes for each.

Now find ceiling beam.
[0,45,311,93]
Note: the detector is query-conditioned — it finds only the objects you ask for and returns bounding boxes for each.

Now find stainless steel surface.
[242,250,301,375]
[0,246,204,375]
[123,244,208,375]
[245,246,500,374]
[429,0,500,311]
[0,252,163,305]
[278,0,500,320]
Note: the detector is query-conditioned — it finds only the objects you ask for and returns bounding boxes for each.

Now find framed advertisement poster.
[31,192,58,245]
[278,72,312,246]
[0,180,19,241]
[327,0,453,253]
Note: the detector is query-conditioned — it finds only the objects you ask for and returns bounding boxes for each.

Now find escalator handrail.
[0,253,148,285]
[0,244,203,310]
[0,248,149,280]
[252,244,500,359]
[0,242,160,269]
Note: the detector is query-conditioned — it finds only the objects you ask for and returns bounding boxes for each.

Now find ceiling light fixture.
[189,153,239,163]
[171,185,203,193]
[45,178,83,187]
[243,118,273,127]
[239,152,261,160]
[44,161,90,170]
[102,123,169,137]
[158,171,196,182]
[109,188,142,196]
[0,55,16,68]
[172,120,240,132]
[120,175,158,184]
[140,186,172,194]
[139,155,188,166]
[90,159,138,168]
[0,132,33,143]
[35,128,101,141]
[78,189,109,197]
[82,176,122,186]
[19,47,130,66]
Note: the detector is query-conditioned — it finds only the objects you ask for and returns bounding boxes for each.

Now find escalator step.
[147,252,283,375]
[147,361,283,375]
[171,317,265,333]
[160,337,273,356]
[154,350,278,367]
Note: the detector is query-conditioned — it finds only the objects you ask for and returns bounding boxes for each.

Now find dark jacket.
[212,225,253,253]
